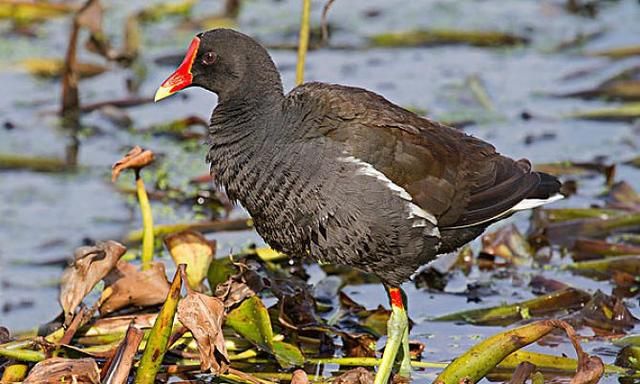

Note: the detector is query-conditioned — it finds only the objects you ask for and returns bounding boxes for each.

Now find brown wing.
[289,82,542,228]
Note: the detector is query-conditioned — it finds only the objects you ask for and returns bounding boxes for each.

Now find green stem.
[0,348,46,362]
[136,171,154,270]
[124,218,252,244]
[229,348,258,361]
[306,357,446,369]
[295,0,311,85]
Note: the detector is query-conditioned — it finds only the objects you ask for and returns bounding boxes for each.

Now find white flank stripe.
[338,156,439,234]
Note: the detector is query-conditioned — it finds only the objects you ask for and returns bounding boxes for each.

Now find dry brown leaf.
[481,224,532,265]
[165,230,215,290]
[572,355,605,384]
[76,0,102,35]
[341,332,377,358]
[99,260,170,315]
[59,241,126,322]
[0,326,10,343]
[111,146,155,182]
[562,321,605,384]
[334,367,374,384]
[291,369,310,384]
[214,260,264,309]
[508,361,536,384]
[100,324,144,384]
[23,357,100,384]
[177,289,229,374]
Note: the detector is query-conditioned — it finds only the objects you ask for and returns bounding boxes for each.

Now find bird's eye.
[202,51,217,65]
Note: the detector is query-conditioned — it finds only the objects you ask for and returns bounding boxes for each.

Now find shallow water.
[1,0,639,382]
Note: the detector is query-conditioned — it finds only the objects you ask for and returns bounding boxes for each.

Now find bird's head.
[154,28,282,102]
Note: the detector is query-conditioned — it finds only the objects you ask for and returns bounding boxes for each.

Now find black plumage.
[159,28,562,286]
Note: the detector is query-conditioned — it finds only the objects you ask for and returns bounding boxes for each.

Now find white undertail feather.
[445,193,564,229]
[339,156,440,237]
[509,193,564,211]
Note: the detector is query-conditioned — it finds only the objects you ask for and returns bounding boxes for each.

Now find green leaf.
[272,341,305,368]
[226,296,274,351]
[207,257,237,291]
[134,265,184,384]
[226,296,304,368]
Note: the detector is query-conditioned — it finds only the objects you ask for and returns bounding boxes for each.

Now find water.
[1,0,639,381]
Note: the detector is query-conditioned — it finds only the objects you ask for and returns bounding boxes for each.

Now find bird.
[155,28,562,383]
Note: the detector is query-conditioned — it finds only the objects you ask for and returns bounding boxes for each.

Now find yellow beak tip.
[154,86,172,102]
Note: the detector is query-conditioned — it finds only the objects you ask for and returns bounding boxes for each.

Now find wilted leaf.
[0,1,75,23]
[572,238,640,261]
[606,181,640,211]
[60,241,126,322]
[341,332,377,357]
[370,29,527,47]
[567,102,640,122]
[434,287,591,326]
[214,259,264,309]
[81,313,157,338]
[99,260,170,315]
[21,58,107,79]
[569,255,640,276]
[0,153,70,173]
[111,146,155,182]
[541,214,640,248]
[76,0,102,35]
[177,289,229,374]
[554,65,640,101]
[534,162,615,185]
[137,0,195,22]
[165,230,214,291]
[507,361,536,384]
[575,291,637,334]
[361,307,391,337]
[145,116,208,139]
[23,357,100,384]
[123,14,140,59]
[481,224,532,265]
[0,326,9,343]
[333,367,374,384]
[272,277,320,328]
[100,324,144,384]
[186,14,237,30]
[558,81,640,101]
[587,45,640,59]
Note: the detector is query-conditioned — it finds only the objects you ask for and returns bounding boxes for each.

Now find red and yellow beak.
[154,36,201,102]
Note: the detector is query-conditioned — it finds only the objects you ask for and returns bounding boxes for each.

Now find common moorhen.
[155,29,562,383]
